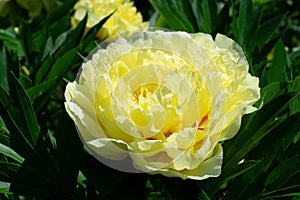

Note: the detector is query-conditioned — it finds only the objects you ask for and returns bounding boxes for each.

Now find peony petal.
[181,143,223,180]
[87,137,130,160]
[146,144,223,180]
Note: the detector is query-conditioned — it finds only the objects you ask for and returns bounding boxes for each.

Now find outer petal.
[65,83,104,142]
[148,144,223,180]
[87,138,130,160]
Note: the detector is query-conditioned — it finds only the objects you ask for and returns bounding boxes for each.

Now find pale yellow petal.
[87,138,129,160]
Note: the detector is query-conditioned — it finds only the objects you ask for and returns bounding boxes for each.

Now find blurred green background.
[0,0,299,199]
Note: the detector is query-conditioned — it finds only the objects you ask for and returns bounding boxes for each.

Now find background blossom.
[71,0,148,39]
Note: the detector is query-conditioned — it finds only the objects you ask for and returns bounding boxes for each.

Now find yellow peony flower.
[71,0,148,39]
[65,30,260,180]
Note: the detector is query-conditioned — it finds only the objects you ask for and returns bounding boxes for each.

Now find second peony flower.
[65,30,260,180]
[71,0,148,39]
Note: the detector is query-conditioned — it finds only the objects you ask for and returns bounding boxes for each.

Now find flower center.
[94,49,206,142]
[132,84,159,104]
[129,84,182,139]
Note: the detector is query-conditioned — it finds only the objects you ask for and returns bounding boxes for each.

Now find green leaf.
[293,76,300,91]
[0,116,9,146]
[0,143,24,163]
[149,0,197,32]
[48,12,71,41]
[149,11,159,28]
[0,73,39,158]
[290,75,300,115]
[19,22,37,68]
[265,155,300,192]
[224,112,300,199]
[237,0,254,45]
[10,135,78,199]
[198,190,210,200]
[290,49,300,79]
[0,86,11,114]
[252,27,287,66]
[266,40,289,83]
[70,13,88,45]
[18,73,32,90]
[42,31,68,60]
[221,160,259,182]
[263,192,300,200]
[35,39,72,84]
[41,36,54,60]
[31,24,49,57]
[231,0,238,43]
[232,0,263,57]
[214,2,230,34]
[46,0,77,26]
[35,12,108,85]
[10,73,39,146]
[56,111,83,194]
[262,179,300,200]
[26,79,57,101]
[0,28,24,57]
[244,7,263,55]
[0,181,10,194]
[42,0,59,15]
[259,81,288,105]
[16,0,43,18]
[81,13,113,49]
[0,47,9,93]
[191,0,202,31]
[35,34,79,84]
[201,0,217,33]
[223,92,300,169]
[206,160,259,198]
[255,13,286,50]
[0,162,21,182]
[46,47,79,81]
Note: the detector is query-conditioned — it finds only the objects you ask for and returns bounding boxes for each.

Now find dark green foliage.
[0,0,299,199]
[149,0,198,32]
